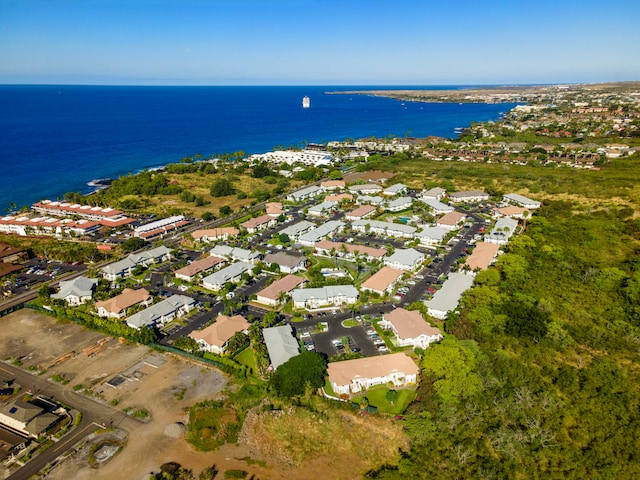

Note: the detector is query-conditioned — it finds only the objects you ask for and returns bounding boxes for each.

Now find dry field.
[1,310,407,480]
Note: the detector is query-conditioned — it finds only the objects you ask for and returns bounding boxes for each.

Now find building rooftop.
[327,352,418,386]
[464,242,500,271]
[361,266,404,293]
[384,308,441,339]
[256,274,306,301]
[189,314,250,350]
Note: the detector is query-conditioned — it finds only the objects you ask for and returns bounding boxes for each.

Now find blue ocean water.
[0,85,514,211]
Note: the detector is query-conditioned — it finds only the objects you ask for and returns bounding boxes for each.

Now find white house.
[421,187,446,200]
[345,205,377,221]
[51,276,97,305]
[484,217,519,245]
[298,220,344,247]
[210,245,260,264]
[255,274,306,307]
[352,220,416,239]
[101,246,172,281]
[360,267,404,295]
[263,324,300,369]
[383,183,408,196]
[380,308,443,350]
[308,201,337,217]
[415,226,448,246]
[279,220,316,240]
[95,288,152,318]
[327,353,419,395]
[291,285,358,310]
[384,248,425,271]
[240,214,277,233]
[126,295,196,329]
[348,184,383,195]
[425,272,475,320]
[201,262,253,291]
[503,193,541,209]
[191,227,240,243]
[189,314,250,354]
[386,197,413,212]
[263,252,306,274]
[287,185,322,202]
[419,198,454,215]
[449,190,490,203]
[436,211,466,231]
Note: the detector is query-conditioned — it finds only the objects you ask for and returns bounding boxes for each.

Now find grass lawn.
[234,348,258,378]
[352,385,416,415]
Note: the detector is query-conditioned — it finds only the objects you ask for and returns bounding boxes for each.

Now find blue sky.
[1,0,639,85]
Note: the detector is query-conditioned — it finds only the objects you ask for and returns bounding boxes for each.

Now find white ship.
[302,96,310,108]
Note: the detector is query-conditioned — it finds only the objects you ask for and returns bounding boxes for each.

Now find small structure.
[255,274,306,307]
[201,262,252,291]
[345,205,377,221]
[263,324,300,369]
[191,227,239,243]
[503,193,541,209]
[126,295,196,329]
[51,276,97,305]
[385,197,413,212]
[380,308,443,349]
[327,352,419,395]
[291,285,358,310]
[360,267,404,295]
[436,211,466,231]
[240,214,277,234]
[210,245,260,264]
[383,183,408,196]
[484,217,519,245]
[189,314,250,354]
[416,226,448,246]
[263,252,306,274]
[174,255,226,282]
[384,248,425,272]
[95,288,152,318]
[449,190,489,203]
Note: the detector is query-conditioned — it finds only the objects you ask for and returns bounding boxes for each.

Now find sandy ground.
[0,310,285,480]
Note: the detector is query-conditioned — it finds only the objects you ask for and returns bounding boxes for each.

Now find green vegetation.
[269,351,327,397]
[366,154,640,479]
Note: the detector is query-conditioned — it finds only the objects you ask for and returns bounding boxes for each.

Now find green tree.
[210,178,235,197]
[121,237,147,253]
[219,205,232,216]
[174,336,201,354]
[270,351,327,397]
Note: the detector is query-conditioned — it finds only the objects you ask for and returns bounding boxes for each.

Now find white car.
[225,292,235,299]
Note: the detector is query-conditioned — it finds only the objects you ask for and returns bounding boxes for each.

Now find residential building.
[263,252,306,274]
[348,184,383,195]
[263,324,300,369]
[31,200,134,227]
[383,183,408,196]
[494,205,529,219]
[240,214,277,233]
[265,202,284,217]
[279,220,316,240]
[384,248,425,271]
[437,211,466,231]
[191,227,240,242]
[484,217,519,245]
[420,187,446,200]
[386,197,413,212]
[345,205,377,221]
[101,246,172,281]
[352,220,417,239]
[449,190,490,203]
[415,226,448,246]
[189,314,250,354]
[356,195,384,206]
[425,272,475,320]
[0,215,101,238]
[250,150,334,167]
[503,193,541,209]
[201,262,252,291]
[255,274,306,307]
[174,255,226,282]
[360,267,404,295]
[325,193,353,203]
[380,308,443,349]
[320,180,345,191]
[419,198,454,214]
[0,400,59,437]
[308,201,337,217]
[0,243,28,263]
[286,185,322,202]
[291,285,358,310]
[298,220,345,247]
[210,245,260,264]
[133,215,189,239]
[51,276,97,305]
[327,353,419,395]
[315,240,387,262]
[464,242,500,271]
[95,288,152,319]
[126,295,196,329]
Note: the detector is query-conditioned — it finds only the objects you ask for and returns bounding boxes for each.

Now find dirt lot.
[0,310,278,480]
[1,309,401,479]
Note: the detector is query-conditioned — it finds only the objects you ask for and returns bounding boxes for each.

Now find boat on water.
[302,96,310,108]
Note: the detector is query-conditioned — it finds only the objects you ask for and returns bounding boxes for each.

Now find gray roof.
[262,324,300,369]
[386,197,413,210]
[503,193,541,208]
[264,252,305,269]
[425,272,475,316]
[384,248,424,267]
[289,185,322,200]
[102,245,171,276]
[291,285,358,304]
[416,226,448,242]
[352,219,417,235]
[357,195,384,205]
[202,262,252,287]
[422,187,446,198]
[384,183,408,195]
[126,295,196,329]
[51,276,97,300]
[308,200,337,214]
[210,245,260,262]
[450,190,489,200]
[419,198,454,213]
[485,217,518,243]
[280,220,316,238]
[298,220,345,244]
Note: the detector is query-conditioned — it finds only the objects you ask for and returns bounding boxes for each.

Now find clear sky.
[1,0,639,86]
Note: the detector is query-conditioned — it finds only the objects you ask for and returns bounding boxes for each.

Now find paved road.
[0,362,134,480]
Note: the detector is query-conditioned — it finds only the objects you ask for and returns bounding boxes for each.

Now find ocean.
[0,85,514,211]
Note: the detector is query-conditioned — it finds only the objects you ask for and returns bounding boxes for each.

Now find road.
[0,362,134,480]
